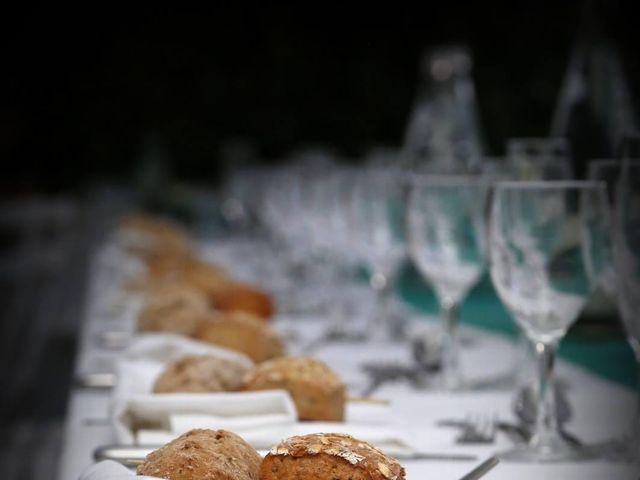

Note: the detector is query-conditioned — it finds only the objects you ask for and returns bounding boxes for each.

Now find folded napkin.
[113,390,417,456]
[78,460,158,480]
[112,390,297,445]
[113,333,254,398]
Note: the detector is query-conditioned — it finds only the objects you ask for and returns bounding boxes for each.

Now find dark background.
[1,1,639,193]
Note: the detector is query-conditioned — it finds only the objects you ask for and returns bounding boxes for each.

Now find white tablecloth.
[57,240,638,480]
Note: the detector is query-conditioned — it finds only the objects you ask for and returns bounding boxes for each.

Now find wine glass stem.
[532,341,559,447]
[441,297,461,390]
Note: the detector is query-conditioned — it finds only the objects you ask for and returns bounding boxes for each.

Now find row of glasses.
[225,138,630,465]
[405,137,618,463]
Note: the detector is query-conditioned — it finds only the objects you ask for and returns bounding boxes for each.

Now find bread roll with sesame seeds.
[259,433,405,480]
[241,357,345,421]
[136,429,261,480]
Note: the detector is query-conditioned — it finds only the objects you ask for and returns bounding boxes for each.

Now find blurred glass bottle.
[402,45,485,174]
[550,0,639,328]
[550,1,640,177]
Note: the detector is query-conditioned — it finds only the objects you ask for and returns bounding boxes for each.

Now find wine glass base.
[497,435,592,463]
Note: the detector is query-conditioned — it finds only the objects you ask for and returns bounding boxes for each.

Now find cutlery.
[458,456,499,480]
[455,413,497,444]
[94,445,478,467]
[300,326,367,353]
[359,361,428,396]
[437,418,528,444]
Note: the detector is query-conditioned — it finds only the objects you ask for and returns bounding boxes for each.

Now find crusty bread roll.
[153,354,250,393]
[137,284,210,336]
[241,357,345,421]
[133,253,274,319]
[210,282,274,319]
[194,312,284,363]
[120,213,191,256]
[137,429,261,480]
[260,433,405,480]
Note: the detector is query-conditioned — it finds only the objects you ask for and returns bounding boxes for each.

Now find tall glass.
[613,140,640,461]
[489,181,609,462]
[407,176,490,390]
[350,167,407,341]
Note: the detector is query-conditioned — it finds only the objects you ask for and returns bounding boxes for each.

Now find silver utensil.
[93,445,478,467]
[301,326,367,353]
[455,413,497,444]
[359,361,427,396]
[437,418,528,445]
[458,456,499,480]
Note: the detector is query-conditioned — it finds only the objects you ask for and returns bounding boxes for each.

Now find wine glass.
[489,180,609,462]
[407,175,490,390]
[613,139,640,461]
[349,167,407,341]
[507,137,573,180]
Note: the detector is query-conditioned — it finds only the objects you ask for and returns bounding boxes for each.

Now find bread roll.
[260,433,405,480]
[137,429,261,480]
[194,312,284,363]
[153,354,249,393]
[120,213,191,256]
[211,282,274,319]
[137,285,209,336]
[242,357,344,421]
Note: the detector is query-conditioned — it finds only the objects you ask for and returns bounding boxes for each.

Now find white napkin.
[112,390,297,445]
[78,460,158,480]
[113,333,254,398]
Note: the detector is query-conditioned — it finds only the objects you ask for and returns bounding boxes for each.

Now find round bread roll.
[137,429,261,480]
[153,354,250,393]
[137,285,210,336]
[194,312,284,363]
[120,214,191,256]
[131,254,230,293]
[180,258,233,297]
[210,282,274,319]
[260,432,405,480]
[241,357,345,421]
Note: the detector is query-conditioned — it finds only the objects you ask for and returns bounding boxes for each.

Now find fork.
[456,413,497,444]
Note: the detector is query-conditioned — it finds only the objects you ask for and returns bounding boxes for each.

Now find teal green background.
[395,261,637,391]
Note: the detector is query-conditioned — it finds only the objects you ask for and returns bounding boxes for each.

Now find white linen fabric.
[78,460,157,480]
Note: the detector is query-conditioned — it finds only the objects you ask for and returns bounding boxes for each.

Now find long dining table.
[58,237,638,480]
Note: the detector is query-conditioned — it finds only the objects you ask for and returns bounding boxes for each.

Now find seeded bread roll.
[194,312,284,363]
[153,354,250,393]
[241,357,345,421]
[260,433,405,480]
[137,285,210,336]
[137,429,261,480]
